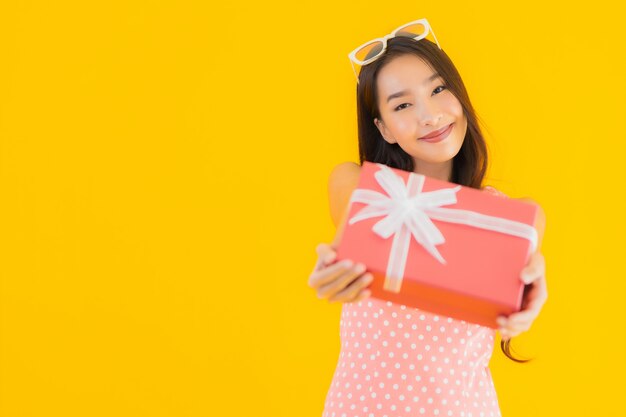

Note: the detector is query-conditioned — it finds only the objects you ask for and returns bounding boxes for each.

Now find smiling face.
[373,53,468,181]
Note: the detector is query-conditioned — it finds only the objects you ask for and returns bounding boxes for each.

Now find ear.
[374,118,396,144]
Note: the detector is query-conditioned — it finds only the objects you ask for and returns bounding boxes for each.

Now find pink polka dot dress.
[322,186,508,417]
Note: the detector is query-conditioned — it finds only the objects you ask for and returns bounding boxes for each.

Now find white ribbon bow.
[348,163,538,293]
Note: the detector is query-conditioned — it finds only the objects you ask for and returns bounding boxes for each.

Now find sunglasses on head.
[348,18,442,84]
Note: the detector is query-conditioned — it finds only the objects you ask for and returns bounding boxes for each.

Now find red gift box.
[335,161,538,328]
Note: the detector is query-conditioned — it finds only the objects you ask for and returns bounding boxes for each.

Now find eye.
[433,85,447,95]
[394,103,411,111]
[393,85,447,111]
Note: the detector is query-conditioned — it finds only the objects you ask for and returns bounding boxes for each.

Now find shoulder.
[329,161,361,189]
[328,162,362,228]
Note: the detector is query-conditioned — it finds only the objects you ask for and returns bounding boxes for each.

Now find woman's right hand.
[308,242,374,304]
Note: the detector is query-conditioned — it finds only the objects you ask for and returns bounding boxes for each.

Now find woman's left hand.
[496,251,548,340]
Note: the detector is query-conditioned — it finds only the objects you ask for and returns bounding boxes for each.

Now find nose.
[415,101,443,127]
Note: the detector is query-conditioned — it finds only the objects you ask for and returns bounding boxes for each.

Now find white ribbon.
[348,163,538,293]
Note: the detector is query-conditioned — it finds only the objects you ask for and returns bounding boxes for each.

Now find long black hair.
[355,35,531,363]
[356,36,487,189]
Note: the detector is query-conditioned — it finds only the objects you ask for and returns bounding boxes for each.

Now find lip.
[418,123,454,143]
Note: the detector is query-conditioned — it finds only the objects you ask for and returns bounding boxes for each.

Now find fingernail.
[341,259,354,268]
[325,253,336,263]
[354,263,366,273]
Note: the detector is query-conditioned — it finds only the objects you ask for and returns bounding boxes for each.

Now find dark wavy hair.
[355,35,531,363]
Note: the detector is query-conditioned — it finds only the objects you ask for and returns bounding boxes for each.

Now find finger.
[328,272,374,303]
[309,259,355,288]
[521,278,548,312]
[534,275,548,305]
[326,271,372,302]
[499,328,513,340]
[317,263,368,299]
[521,252,545,284]
[350,288,372,304]
[498,315,531,336]
[501,330,520,339]
[521,251,543,278]
[509,315,533,328]
[500,325,525,339]
[310,259,356,288]
[508,306,543,328]
[507,309,538,325]
[501,310,535,331]
[504,318,532,333]
[315,243,337,267]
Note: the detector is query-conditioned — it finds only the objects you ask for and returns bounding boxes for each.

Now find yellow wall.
[1,1,624,416]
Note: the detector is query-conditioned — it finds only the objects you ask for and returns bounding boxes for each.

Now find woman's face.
[373,54,467,178]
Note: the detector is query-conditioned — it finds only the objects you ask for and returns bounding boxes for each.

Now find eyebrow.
[386,72,442,103]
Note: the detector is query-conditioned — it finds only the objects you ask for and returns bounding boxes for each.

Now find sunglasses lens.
[396,22,428,38]
[355,41,385,63]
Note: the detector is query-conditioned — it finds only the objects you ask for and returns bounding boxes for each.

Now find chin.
[422,147,463,163]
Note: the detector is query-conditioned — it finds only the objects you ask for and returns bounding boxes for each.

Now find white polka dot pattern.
[322,187,506,417]
[322,299,501,417]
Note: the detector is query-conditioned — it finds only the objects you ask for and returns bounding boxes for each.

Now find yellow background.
[1,1,624,416]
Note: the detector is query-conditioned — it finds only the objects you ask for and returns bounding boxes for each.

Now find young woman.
[308,19,547,417]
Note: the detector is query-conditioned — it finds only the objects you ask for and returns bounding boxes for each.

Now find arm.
[497,195,548,339]
[328,161,361,247]
[307,161,372,304]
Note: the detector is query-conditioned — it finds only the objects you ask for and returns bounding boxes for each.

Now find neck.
[412,160,453,182]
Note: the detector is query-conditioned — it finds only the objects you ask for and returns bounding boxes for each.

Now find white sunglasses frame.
[347,18,442,84]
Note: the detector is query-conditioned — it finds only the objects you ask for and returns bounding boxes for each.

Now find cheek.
[443,95,464,118]
[389,116,411,132]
